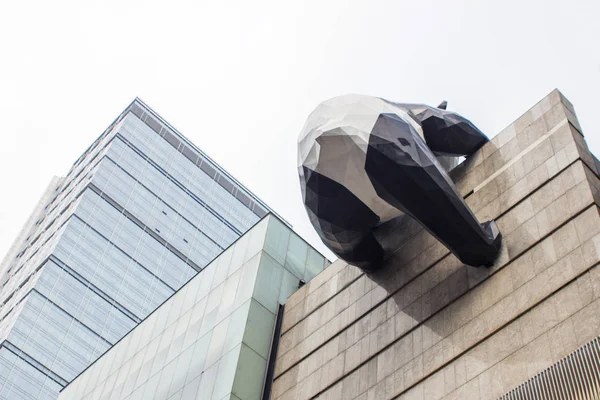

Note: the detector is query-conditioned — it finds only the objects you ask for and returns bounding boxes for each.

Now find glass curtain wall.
[0,99,279,400]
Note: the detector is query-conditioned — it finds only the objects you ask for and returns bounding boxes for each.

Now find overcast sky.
[0,0,598,261]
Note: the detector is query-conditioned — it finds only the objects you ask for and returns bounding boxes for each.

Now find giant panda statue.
[298,94,502,272]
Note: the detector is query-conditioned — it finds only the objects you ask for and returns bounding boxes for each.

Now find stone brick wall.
[272,90,600,400]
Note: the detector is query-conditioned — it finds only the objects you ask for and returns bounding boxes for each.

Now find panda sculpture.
[298,94,502,272]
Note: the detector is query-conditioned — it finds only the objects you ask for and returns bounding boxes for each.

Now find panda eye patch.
[397,138,411,147]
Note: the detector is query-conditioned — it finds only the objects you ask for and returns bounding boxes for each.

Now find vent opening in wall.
[501,335,600,399]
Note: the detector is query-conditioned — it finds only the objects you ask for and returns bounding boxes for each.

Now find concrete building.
[0,99,282,399]
[58,214,329,400]
[272,90,600,400]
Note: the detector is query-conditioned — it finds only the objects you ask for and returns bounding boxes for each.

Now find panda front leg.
[329,228,384,273]
[365,113,502,267]
[301,166,384,272]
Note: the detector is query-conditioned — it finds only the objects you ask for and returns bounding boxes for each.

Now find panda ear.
[437,100,448,110]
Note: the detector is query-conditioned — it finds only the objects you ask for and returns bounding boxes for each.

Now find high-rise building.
[0,99,282,400]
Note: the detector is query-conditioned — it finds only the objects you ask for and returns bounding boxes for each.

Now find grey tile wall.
[58,215,329,400]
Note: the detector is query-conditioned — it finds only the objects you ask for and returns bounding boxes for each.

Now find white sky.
[0,0,598,261]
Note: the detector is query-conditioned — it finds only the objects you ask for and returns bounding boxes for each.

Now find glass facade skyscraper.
[0,99,280,400]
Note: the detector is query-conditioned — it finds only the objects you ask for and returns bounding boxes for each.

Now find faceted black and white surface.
[298,94,502,272]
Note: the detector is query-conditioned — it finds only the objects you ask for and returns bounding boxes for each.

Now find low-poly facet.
[298,94,502,272]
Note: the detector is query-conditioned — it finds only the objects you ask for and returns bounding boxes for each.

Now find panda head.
[298,94,424,172]
[297,94,462,220]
